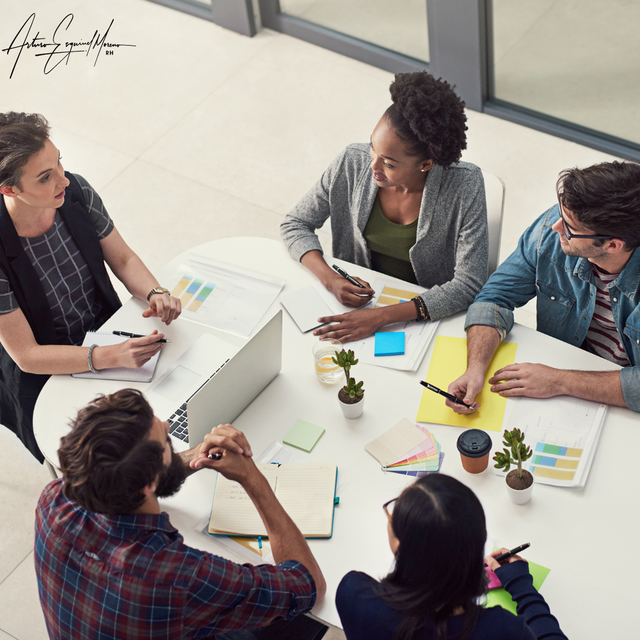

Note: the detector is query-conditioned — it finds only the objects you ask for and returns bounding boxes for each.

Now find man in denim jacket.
[446,161,640,414]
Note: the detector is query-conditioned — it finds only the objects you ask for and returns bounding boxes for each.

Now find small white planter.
[338,395,364,419]
[505,471,534,505]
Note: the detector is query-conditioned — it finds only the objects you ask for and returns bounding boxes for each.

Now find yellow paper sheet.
[416,336,517,431]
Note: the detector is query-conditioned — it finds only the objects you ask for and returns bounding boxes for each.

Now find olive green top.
[363,196,418,284]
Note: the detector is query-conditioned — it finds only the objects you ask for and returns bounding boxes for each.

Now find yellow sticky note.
[416,336,517,431]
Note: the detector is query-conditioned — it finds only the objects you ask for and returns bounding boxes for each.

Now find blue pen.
[258,536,262,550]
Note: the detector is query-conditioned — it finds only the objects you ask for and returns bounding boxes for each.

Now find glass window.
[491,0,640,145]
[280,0,429,62]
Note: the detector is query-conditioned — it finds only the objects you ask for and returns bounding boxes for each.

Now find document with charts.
[503,396,608,488]
[314,278,438,371]
[168,254,285,337]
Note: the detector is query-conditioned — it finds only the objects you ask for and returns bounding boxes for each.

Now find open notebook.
[208,462,338,538]
[71,331,161,382]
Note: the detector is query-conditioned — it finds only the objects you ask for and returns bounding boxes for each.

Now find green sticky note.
[284,419,325,453]
[485,560,550,614]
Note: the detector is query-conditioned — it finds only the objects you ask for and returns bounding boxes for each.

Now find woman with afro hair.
[281,71,488,342]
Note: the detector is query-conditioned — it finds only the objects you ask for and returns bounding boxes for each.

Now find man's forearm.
[242,468,327,601]
[466,324,501,374]
[556,369,626,407]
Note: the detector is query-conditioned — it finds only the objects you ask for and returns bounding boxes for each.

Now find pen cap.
[456,429,492,474]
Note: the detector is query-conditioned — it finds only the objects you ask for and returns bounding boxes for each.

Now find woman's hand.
[313,308,386,342]
[326,272,374,308]
[143,293,182,325]
[484,547,527,571]
[93,331,165,370]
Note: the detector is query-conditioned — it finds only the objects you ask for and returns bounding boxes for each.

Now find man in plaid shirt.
[34,389,327,639]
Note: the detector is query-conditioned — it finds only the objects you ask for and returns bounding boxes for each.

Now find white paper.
[502,396,608,488]
[168,254,285,337]
[72,332,161,382]
[311,279,438,371]
[280,285,334,332]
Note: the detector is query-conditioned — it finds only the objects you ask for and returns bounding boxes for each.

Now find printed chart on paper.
[506,396,607,487]
[169,255,284,337]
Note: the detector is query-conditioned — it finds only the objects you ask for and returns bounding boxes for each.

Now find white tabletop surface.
[35,237,639,636]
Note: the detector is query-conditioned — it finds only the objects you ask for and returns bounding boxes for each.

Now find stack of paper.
[313,279,439,372]
[365,418,443,477]
[501,396,608,488]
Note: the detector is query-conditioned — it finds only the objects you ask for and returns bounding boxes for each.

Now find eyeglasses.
[557,200,615,241]
[382,497,397,522]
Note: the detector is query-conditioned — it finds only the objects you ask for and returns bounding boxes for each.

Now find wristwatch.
[147,287,171,303]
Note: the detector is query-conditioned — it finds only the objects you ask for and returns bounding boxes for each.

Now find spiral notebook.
[71,331,162,382]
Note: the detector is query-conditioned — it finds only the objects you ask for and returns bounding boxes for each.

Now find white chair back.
[481,170,506,275]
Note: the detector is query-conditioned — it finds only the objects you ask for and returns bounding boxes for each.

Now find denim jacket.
[465,205,640,412]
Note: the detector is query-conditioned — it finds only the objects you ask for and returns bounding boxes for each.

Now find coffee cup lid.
[456,429,492,458]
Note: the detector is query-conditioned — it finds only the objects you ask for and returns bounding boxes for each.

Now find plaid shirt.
[35,480,316,639]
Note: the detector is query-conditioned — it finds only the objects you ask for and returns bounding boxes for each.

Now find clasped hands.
[445,363,564,414]
[189,424,256,482]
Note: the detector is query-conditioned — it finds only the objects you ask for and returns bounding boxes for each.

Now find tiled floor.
[0,0,619,637]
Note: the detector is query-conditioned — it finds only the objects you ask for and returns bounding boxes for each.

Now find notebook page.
[274,463,337,537]
[208,464,278,536]
[72,332,161,382]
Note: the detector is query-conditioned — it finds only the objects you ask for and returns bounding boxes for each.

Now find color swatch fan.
[365,418,443,476]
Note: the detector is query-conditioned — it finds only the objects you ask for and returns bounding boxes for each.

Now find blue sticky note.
[374,332,405,356]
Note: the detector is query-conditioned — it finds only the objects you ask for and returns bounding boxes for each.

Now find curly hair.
[384,71,467,168]
[58,389,164,515]
[0,112,50,188]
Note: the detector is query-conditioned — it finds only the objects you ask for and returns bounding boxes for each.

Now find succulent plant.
[332,349,364,399]
[493,428,532,480]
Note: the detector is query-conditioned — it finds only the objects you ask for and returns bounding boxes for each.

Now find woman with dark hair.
[280,71,488,341]
[0,112,181,462]
[336,474,567,640]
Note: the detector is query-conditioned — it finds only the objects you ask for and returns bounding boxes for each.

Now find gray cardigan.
[280,143,489,321]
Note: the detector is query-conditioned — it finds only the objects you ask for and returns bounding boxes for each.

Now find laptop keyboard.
[167,358,230,442]
[168,403,189,441]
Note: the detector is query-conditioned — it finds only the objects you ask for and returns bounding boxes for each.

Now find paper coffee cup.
[456,429,492,474]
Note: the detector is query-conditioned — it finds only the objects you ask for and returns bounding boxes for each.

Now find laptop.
[148,311,282,446]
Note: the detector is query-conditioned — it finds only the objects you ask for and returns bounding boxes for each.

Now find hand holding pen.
[484,543,530,570]
[113,331,170,344]
[420,380,474,408]
[329,264,374,307]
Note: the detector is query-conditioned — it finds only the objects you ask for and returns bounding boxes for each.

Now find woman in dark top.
[0,112,181,461]
[336,474,567,640]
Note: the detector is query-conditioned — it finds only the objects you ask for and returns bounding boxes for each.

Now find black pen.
[112,331,170,343]
[420,380,472,408]
[494,543,530,563]
[332,264,366,289]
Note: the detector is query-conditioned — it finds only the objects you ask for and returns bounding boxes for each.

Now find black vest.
[0,173,121,462]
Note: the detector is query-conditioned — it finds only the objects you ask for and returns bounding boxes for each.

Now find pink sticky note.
[485,566,502,591]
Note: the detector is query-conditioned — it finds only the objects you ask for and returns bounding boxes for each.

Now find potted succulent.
[332,349,365,419]
[493,428,534,505]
